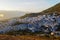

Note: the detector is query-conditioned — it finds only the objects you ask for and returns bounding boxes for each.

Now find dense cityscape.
[0,12,60,36]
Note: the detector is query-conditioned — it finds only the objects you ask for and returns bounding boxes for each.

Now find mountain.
[20,3,60,18]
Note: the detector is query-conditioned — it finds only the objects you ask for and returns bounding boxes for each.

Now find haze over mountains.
[0,11,26,20]
[0,3,60,20]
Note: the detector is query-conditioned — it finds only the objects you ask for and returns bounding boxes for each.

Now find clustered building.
[0,13,60,36]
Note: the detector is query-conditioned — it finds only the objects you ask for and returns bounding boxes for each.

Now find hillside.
[20,3,60,18]
[0,3,60,38]
[0,3,60,35]
[41,3,60,13]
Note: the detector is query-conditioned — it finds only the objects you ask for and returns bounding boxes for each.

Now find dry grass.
[0,35,60,40]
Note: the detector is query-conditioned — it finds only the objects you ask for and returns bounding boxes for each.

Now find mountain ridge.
[20,3,60,18]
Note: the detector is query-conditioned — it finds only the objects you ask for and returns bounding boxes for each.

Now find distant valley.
[0,11,26,20]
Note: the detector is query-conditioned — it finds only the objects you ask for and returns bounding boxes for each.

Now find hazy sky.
[0,0,60,12]
[0,0,60,20]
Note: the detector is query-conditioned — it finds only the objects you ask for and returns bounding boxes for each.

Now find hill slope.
[20,3,60,18]
[41,3,60,13]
